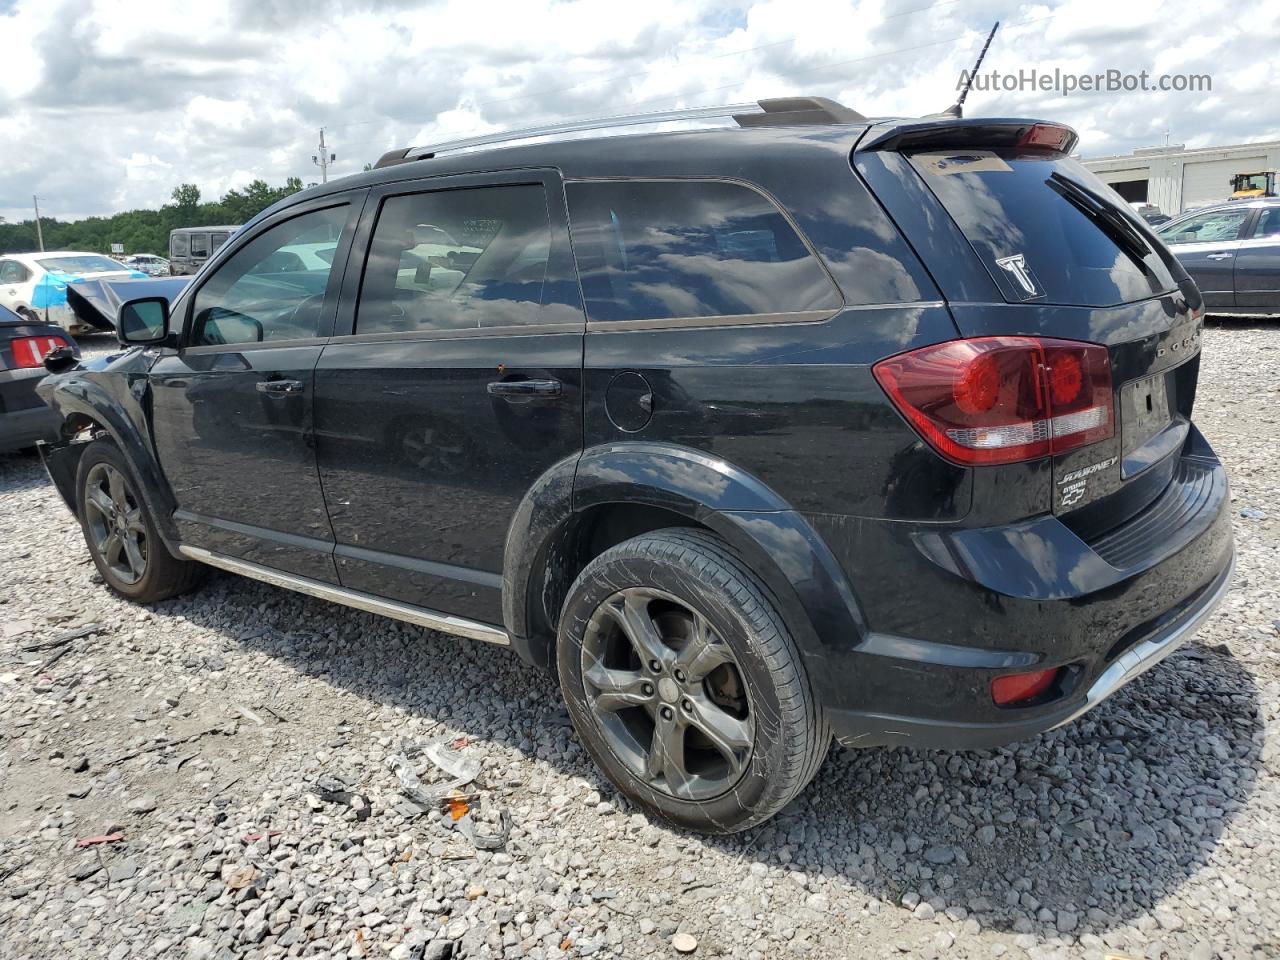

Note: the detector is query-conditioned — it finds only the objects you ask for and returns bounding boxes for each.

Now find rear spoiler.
[856,117,1079,155]
[65,277,191,332]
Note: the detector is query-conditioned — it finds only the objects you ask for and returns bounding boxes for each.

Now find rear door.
[1155,207,1253,308]
[313,169,585,624]
[1234,206,1280,310]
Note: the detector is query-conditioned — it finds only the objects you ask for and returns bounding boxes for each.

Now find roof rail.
[373,96,866,169]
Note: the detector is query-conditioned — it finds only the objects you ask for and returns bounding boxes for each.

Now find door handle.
[486,378,562,399]
[256,378,304,396]
[1206,252,1234,260]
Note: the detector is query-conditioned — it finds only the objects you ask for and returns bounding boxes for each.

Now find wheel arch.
[40,374,183,556]
[503,442,867,673]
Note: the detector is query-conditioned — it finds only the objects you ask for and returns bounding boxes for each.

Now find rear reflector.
[872,336,1113,466]
[992,668,1060,706]
[11,335,67,369]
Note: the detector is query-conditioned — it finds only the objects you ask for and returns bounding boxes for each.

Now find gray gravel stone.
[0,327,1277,960]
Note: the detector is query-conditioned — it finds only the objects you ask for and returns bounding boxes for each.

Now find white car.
[120,254,171,277]
[0,251,147,334]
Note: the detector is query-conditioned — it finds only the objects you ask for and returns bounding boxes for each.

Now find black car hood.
[65,277,191,331]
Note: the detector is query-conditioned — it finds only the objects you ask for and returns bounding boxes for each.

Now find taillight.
[11,335,68,369]
[873,337,1113,466]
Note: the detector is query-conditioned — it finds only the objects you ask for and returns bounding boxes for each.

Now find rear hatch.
[856,119,1203,534]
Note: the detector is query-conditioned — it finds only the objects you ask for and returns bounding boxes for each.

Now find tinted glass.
[172,233,189,257]
[190,205,347,346]
[1156,208,1250,245]
[0,261,27,283]
[357,185,551,335]
[211,232,230,252]
[910,150,1179,307]
[190,234,210,258]
[1255,208,1280,239]
[567,180,841,323]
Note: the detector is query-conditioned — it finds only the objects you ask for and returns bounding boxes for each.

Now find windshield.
[909,149,1178,307]
[37,255,130,275]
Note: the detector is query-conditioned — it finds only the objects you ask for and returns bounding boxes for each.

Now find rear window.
[171,233,189,257]
[909,150,1178,307]
[566,180,842,324]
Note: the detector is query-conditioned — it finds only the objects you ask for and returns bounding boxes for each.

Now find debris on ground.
[75,832,124,848]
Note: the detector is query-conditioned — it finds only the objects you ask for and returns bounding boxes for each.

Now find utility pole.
[32,195,45,252]
[313,128,336,184]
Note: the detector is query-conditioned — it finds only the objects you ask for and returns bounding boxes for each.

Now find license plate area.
[1120,372,1173,464]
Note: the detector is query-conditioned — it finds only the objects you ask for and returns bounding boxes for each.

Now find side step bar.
[178,546,510,646]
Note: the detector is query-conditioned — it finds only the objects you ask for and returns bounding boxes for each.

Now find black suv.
[37,97,1234,833]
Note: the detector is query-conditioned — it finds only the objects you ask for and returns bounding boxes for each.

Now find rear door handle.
[256,378,304,397]
[1206,252,1234,260]
[486,378,562,399]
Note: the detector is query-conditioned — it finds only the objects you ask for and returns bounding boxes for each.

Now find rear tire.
[557,528,829,834]
[75,440,204,603]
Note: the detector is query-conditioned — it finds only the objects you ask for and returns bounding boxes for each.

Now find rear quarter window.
[566,179,842,324]
[909,150,1178,308]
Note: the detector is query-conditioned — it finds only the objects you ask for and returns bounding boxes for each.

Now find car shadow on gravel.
[752,643,1262,937]
[166,569,1260,940]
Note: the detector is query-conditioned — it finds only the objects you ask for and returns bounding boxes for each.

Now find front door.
[150,197,363,582]
[1235,206,1280,310]
[313,171,585,624]
[1161,207,1252,308]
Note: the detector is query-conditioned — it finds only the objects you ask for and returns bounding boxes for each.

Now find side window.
[356,184,551,335]
[1253,208,1280,239]
[566,180,842,324]
[190,205,348,347]
[172,233,189,258]
[190,233,210,258]
[211,232,230,252]
[0,260,29,283]
[1158,209,1250,245]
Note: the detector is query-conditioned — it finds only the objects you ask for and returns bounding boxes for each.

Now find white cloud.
[0,0,1277,222]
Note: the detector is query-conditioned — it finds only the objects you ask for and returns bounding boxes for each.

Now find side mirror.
[117,297,170,346]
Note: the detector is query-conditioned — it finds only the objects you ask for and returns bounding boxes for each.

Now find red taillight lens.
[873,337,1113,466]
[992,668,1060,706]
[11,335,68,369]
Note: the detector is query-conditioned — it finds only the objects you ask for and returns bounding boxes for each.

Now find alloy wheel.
[83,462,148,585]
[580,587,754,801]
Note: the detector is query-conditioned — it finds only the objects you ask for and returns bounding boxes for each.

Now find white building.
[1081,140,1280,216]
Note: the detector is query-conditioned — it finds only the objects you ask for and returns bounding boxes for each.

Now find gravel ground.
[1,325,1277,960]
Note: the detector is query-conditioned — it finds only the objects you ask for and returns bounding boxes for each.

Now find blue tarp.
[31,269,147,310]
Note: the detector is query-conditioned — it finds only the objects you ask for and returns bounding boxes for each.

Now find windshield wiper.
[1047,172,1154,270]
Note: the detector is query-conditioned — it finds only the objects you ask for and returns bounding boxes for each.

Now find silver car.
[1156,199,1280,318]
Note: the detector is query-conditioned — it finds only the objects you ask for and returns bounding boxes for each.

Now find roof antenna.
[940,21,999,119]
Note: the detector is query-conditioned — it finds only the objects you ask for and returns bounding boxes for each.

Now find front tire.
[75,440,203,603]
[557,528,829,833]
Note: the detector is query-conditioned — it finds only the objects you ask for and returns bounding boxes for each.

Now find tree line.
[0,179,305,257]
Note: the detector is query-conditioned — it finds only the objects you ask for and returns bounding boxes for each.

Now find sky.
[0,0,1277,223]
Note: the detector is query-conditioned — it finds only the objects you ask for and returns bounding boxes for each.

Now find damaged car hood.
[65,277,191,331]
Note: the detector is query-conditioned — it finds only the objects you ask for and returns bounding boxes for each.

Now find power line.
[336,11,1058,164]
[324,0,966,134]
[535,11,1058,127]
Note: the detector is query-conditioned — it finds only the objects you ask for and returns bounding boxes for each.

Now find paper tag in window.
[915,150,1012,175]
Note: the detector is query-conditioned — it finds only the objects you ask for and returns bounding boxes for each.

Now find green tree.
[171,183,201,209]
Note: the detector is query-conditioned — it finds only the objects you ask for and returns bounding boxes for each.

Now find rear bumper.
[826,550,1233,748]
[809,426,1235,749]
